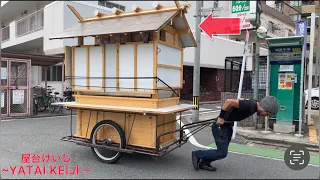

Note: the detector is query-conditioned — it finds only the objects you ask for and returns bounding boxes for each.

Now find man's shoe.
[199,164,217,171]
[192,151,199,170]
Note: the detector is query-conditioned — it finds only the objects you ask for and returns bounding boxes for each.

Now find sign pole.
[232,30,249,139]
[295,19,307,137]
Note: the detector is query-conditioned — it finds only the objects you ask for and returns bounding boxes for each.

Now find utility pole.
[0,0,2,125]
[307,13,315,126]
[192,0,203,123]
[0,1,2,178]
[316,2,320,88]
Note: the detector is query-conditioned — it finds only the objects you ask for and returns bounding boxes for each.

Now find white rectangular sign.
[1,67,7,80]
[279,65,294,72]
[1,93,4,108]
[12,89,24,104]
[230,1,257,30]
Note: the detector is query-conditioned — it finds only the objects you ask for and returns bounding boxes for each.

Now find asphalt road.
[1,115,319,179]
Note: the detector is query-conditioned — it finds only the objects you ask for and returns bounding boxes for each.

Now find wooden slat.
[158,63,182,70]
[86,47,90,90]
[116,44,120,91]
[68,5,84,22]
[102,45,106,92]
[134,44,137,91]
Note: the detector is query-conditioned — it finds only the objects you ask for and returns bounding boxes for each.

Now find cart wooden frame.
[50,1,216,164]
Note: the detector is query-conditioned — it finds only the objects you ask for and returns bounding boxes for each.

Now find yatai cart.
[50,1,215,164]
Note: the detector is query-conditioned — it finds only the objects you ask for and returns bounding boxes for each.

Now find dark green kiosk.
[265,36,306,135]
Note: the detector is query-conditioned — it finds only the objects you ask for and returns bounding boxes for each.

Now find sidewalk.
[198,112,319,151]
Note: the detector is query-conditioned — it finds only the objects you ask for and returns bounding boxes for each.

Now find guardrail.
[16,9,44,37]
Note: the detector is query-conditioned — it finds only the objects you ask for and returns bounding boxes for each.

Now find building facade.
[1,1,297,101]
[286,0,319,88]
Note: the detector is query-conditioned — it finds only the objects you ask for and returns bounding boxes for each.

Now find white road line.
[176,119,319,167]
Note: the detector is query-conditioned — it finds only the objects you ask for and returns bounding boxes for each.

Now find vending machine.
[265,36,305,134]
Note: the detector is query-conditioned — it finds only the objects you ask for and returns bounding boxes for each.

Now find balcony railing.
[16,8,44,37]
[1,25,10,42]
[301,1,315,6]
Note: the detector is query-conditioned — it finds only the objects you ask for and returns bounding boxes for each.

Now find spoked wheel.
[90,120,126,164]
[48,97,57,113]
[36,97,46,112]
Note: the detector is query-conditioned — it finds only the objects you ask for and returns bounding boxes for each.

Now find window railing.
[301,1,315,6]
[16,8,44,37]
[1,25,10,42]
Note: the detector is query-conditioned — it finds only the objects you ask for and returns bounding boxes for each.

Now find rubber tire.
[36,97,46,112]
[311,97,319,110]
[90,120,126,164]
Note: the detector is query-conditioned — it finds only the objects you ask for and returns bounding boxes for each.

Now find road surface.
[1,114,318,179]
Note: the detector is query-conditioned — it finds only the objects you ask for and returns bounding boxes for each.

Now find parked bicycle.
[34,86,61,113]
[63,87,75,102]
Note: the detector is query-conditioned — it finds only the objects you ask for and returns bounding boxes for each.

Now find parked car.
[304,87,319,110]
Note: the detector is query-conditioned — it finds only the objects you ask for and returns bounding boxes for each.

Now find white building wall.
[43,1,113,55]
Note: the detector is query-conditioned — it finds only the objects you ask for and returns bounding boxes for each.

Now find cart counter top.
[52,102,195,115]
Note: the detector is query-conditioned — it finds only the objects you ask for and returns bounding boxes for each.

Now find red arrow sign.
[199,13,241,40]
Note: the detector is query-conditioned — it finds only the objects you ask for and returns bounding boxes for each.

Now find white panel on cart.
[157,67,180,88]
[74,47,87,89]
[119,44,134,91]
[137,43,154,92]
[157,43,181,67]
[89,46,103,90]
[105,44,117,92]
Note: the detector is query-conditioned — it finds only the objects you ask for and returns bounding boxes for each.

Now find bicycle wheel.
[37,97,46,112]
[48,97,57,113]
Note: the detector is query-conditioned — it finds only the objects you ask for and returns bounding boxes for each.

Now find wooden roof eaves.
[157,10,197,48]
[76,4,190,23]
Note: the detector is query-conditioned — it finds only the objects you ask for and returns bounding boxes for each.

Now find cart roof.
[49,3,196,48]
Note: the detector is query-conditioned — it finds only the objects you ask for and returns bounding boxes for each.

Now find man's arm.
[217,98,244,125]
[221,98,244,111]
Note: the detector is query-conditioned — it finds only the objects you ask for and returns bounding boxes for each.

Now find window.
[301,0,314,6]
[42,65,63,82]
[98,0,126,11]
[275,1,284,13]
[289,15,299,22]
[290,1,301,7]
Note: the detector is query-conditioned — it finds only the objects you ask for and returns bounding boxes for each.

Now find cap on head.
[260,96,279,114]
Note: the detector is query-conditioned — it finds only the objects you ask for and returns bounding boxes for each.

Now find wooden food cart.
[50,1,214,164]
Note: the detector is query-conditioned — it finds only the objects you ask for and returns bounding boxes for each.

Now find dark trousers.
[196,122,233,166]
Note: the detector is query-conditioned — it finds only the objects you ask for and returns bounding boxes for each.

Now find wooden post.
[152,31,159,99]
[78,37,84,46]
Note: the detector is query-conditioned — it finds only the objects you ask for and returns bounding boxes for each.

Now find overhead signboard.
[230,0,261,30]
[230,0,252,30]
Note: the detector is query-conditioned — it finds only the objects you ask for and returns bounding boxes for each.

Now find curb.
[237,133,319,149]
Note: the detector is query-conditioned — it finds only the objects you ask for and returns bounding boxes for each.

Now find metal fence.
[222,56,268,127]
[224,56,268,93]
[1,58,31,116]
